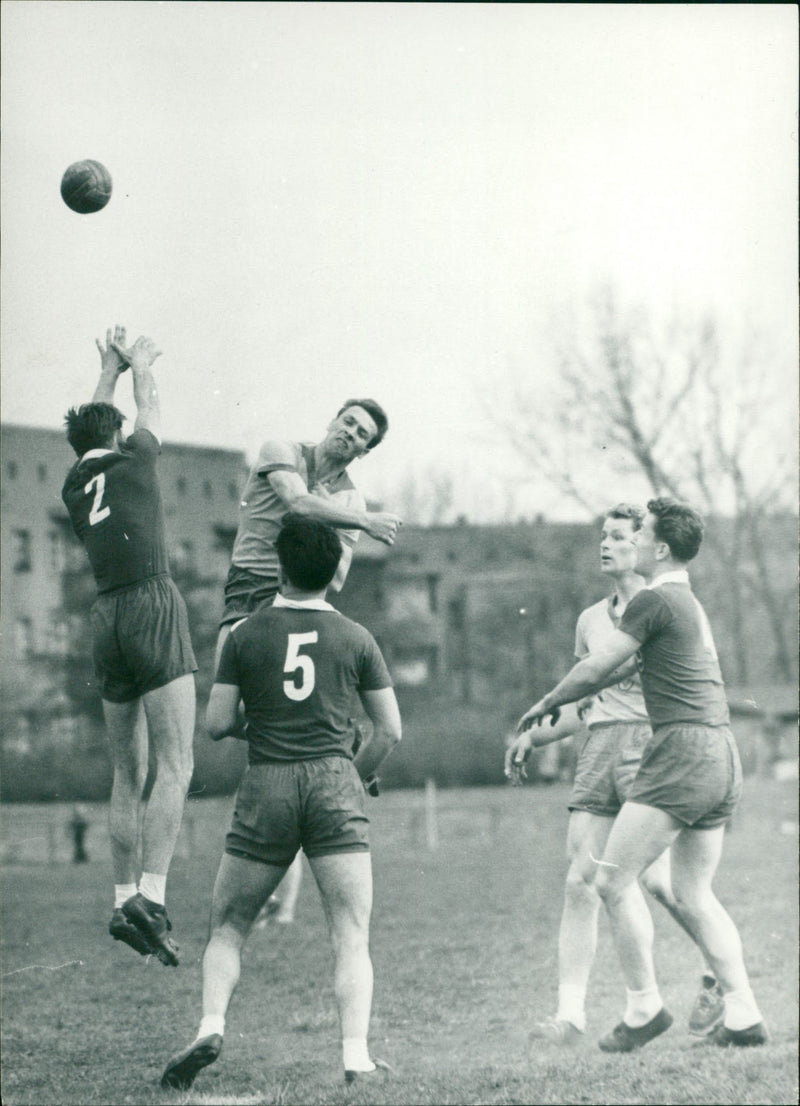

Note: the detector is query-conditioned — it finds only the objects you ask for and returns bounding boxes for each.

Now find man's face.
[324,405,378,464]
[633,512,660,576]
[599,515,638,576]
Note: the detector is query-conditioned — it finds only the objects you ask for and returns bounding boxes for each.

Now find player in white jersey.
[216,400,401,667]
[506,504,721,1045]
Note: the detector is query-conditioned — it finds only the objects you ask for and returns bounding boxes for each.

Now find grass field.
[1,777,797,1106]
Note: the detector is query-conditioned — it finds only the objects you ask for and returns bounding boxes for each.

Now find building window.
[7,461,18,479]
[37,463,48,482]
[203,480,213,499]
[13,530,32,572]
[48,530,65,572]
[14,617,34,658]
[176,477,187,495]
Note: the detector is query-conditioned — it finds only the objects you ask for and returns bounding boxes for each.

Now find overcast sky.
[1,2,797,520]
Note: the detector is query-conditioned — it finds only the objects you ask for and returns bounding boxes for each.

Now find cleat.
[109,908,156,957]
[160,1033,223,1089]
[345,1058,393,1085]
[708,1021,768,1048]
[529,1017,584,1047]
[599,1007,673,1052]
[122,893,179,967]
[688,975,724,1036]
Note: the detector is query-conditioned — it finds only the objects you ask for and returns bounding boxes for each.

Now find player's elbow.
[206,702,237,741]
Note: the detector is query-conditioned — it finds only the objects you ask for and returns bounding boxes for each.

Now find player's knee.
[565,859,598,900]
[640,870,670,906]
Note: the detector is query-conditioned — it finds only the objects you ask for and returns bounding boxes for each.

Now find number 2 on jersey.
[283,631,319,701]
[85,472,110,525]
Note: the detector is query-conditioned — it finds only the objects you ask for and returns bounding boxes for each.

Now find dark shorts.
[627,723,743,829]
[91,574,197,703]
[569,722,652,817]
[225,756,370,866]
[220,563,279,628]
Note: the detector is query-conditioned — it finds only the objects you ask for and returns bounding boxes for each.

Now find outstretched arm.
[92,325,128,404]
[353,687,402,793]
[111,335,163,444]
[268,469,402,546]
[516,629,641,733]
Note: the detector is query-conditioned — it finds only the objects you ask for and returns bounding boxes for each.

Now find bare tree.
[496,288,797,681]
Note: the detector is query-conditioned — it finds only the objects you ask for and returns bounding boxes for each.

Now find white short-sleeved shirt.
[231,440,364,577]
[574,595,649,726]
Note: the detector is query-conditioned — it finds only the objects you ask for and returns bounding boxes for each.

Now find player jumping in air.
[161,516,401,1090]
[515,498,766,1051]
[62,327,196,967]
[216,398,401,667]
[506,503,722,1045]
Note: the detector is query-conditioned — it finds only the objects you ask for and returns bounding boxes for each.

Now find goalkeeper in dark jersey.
[62,327,196,968]
[160,516,401,1092]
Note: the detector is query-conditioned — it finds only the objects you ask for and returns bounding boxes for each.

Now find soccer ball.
[60,159,113,214]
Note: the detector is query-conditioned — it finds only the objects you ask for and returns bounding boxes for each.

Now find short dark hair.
[647,497,704,562]
[64,403,125,457]
[604,502,645,531]
[336,398,389,450]
[276,515,343,591]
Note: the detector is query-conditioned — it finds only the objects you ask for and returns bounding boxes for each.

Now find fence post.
[425,778,439,851]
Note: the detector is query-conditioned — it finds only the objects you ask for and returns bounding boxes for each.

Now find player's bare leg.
[595,802,680,1049]
[640,846,723,1034]
[274,852,304,923]
[102,697,155,956]
[139,674,195,876]
[531,811,613,1044]
[121,674,195,965]
[161,853,288,1089]
[309,851,384,1080]
[670,827,765,1044]
[103,697,148,884]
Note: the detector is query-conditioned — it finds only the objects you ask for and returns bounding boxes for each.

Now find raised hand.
[96,325,128,374]
[111,334,162,372]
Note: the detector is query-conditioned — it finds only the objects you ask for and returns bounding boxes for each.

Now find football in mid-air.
[60,159,113,213]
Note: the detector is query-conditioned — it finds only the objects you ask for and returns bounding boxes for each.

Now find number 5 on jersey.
[283,632,319,701]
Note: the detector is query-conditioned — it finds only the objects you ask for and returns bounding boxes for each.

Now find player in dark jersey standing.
[516,498,765,1051]
[62,327,197,967]
[160,517,401,1091]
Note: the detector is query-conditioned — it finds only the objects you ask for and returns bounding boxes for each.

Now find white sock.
[138,872,167,905]
[624,986,662,1028]
[556,984,586,1032]
[197,1015,225,1040]
[342,1038,374,1073]
[723,988,762,1031]
[114,883,138,909]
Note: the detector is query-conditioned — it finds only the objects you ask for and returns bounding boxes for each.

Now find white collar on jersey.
[78,448,114,464]
[648,569,691,589]
[273,593,335,612]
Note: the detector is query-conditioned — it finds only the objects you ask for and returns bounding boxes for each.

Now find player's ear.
[278,565,288,592]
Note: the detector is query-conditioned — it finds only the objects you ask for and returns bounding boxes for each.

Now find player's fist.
[365,512,402,546]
